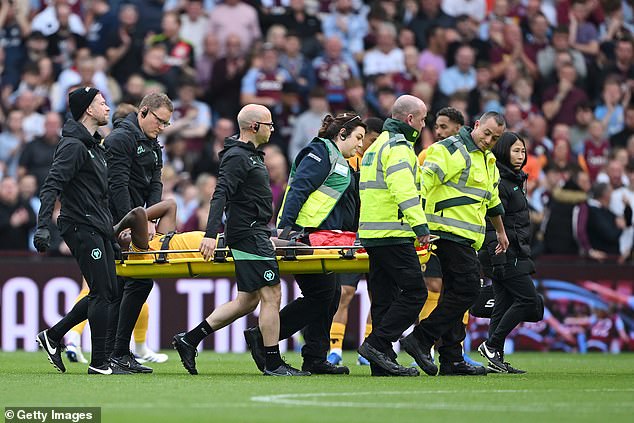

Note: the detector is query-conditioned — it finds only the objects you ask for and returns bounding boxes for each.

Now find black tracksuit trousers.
[487,273,539,351]
[49,223,118,367]
[365,242,427,353]
[412,239,481,364]
[279,273,341,363]
[107,276,153,357]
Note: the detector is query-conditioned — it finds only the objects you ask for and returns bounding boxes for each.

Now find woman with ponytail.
[477,132,542,374]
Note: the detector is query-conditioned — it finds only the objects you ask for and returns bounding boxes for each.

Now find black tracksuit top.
[37,119,113,237]
[104,113,163,223]
[205,137,274,243]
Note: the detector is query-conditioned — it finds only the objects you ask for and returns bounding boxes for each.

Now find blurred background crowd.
[1,0,634,263]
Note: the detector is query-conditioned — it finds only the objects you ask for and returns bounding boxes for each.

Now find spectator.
[362,22,405,77]
[445,14,489,67]
[17,111,62,191]
[313,35,360,112]
[45,1,87,70]
[209,0,261,56]
[583,119,611,181]
[603,37,634,84]
[489,21,538,81]
[0,176,36,250]
[537,25,587,82]
[181,173,217,232]
[288,87,329,163]
[31,0,85,37]
[15,90,45,142]
[138,44,179,97]
[162,78,212,154]
[610,103,634,149]
[343,78,370,119]
[279,31,316,98]
[542,63,588,126]
[595,76,630,137]
[0,109,26,178]
[392,46,422,96]
[207,34,249,119]
[509,77,539,120]
[523,12,551,66]
[467,60,500,119]
[180,0,210,59]
[407,0,454,50]
[610,160,634,262]
[575,182,623,259]
[148,11,195,75]
[262,143,288,225]
[18,174,40,251]
[321,0,368,61]
[130,0,166,37]
[264,0,323,59]
[439,44,477,96]
[568,0,599,60]
[84,0,118,56]
[417,25,447,77]
[441,0,486,21]
[543,169,591,254]
[240,43,293,110]
[0,0,30,90]
[192,117,236,179]
[104,3,145,85]
[597,158,628,190]
[195,33,220,96]
[570,101,595,154]
[119,74,146,107]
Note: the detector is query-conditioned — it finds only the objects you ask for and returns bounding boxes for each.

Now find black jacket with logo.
[37,119,113,237]
[104,113,163,223]
[480,162,534,276]
[205,137,273,243]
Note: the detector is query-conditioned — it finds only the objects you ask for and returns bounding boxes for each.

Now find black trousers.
[413,239,480,363]
[488,272,539,351]
[106,276,153,357]
[365,242,427,353]
[279,273,341,363]
[50,223,118,367]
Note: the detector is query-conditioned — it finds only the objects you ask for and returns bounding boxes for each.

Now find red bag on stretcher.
[308,230,357,247]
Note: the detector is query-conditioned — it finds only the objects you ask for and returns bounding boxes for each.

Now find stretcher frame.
[115,239,437,279]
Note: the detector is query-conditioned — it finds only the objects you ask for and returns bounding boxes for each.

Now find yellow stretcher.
[115,245,433,279]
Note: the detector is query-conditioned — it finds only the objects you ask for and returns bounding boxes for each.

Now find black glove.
[492,264,505,280]
[33,227,51,253]
[112,240,122,260]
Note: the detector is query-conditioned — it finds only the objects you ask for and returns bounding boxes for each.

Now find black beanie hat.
[69,87,100,121]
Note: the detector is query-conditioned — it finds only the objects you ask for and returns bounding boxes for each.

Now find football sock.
[184,320,213,347]
[133,303,149,344]
[364,323,372,340]
[329,322,345,351]
[419,291,440,321]
[264,345,284,369]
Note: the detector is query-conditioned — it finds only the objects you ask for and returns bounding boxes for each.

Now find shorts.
[230,232,280,293]
[423,253,442,278]
[336,273,364,288]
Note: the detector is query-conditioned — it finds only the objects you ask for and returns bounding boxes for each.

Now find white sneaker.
[66,343,88,364]
[135,349,168,363]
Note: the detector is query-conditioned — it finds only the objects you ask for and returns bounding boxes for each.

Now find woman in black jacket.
[477,132,541,374]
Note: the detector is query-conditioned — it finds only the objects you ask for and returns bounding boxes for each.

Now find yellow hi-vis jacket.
[420,126,504,250]
[359,118,429,245]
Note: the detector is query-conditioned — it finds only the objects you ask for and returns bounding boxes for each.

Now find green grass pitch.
[1,351,633,423]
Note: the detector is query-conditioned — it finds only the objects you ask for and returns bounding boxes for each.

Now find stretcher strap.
[156,231,176,264]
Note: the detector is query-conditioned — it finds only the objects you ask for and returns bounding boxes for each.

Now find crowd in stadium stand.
[0,0,633,263]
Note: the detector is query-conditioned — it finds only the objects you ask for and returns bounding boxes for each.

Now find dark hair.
[436,107,465,126]
[364,117,384,134]
[318,112,367,140]
[478,111,506,127]
[590,182,610,199]
[492,131,527,170]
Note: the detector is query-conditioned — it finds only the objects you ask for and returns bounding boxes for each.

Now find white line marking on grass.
[250,389,634,413]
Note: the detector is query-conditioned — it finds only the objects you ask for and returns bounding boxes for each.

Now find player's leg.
[133,303,168,363]
[328,275,358,364]
[65,278,90,363]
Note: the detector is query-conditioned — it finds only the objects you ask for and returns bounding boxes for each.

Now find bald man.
[357,95,430,376]
[173,104,309,376]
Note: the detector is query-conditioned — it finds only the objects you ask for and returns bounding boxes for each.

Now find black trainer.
[263,362,311,376]
[439,360,488,376]
[173,332,198,375]
[88,362,132,375]
[302,360,350,375]
[400,334,438,376]
[503,362,526,374]
[36,330,65,373]
[243,327,266,372]
[477,341,507,373]
[358,341,419,377]
[110,352,153,373]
